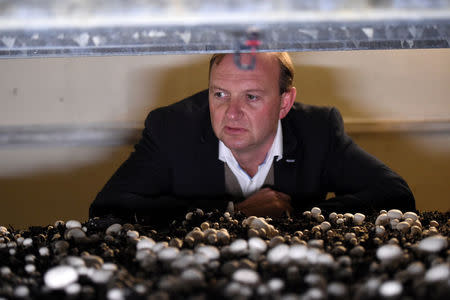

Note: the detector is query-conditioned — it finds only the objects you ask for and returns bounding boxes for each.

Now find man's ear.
[279,87,297,119]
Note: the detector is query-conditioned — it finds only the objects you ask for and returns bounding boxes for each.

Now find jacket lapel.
[274,115,301,196]
[197,111,226,196]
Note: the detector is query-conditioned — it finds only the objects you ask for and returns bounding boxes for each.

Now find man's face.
[209,53,295,157]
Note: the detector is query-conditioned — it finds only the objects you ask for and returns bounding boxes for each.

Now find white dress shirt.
[219,120,283,197]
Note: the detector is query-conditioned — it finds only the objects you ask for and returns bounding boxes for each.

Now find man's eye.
[214,92,226,98]
[247,94,258,101]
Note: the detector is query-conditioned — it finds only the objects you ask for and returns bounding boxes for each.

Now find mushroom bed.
[0,208,449,300]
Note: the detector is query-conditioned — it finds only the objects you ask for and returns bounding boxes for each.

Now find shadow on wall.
[295,64,450,212]
[350,131,450,212]
[0,57,212,230]
[0,145,134,230]
[126,57,210,119]
[294,64,371,118]
[0,57,449,230]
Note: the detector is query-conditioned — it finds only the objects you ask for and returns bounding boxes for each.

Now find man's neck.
[231,139,274,178]
[218,120,284,179]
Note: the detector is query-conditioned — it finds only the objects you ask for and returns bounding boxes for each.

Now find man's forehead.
[210,53,280,84]
[211,71,275,92]
[213,53,278,71]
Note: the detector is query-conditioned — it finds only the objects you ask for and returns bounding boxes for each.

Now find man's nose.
[225,98,243,120]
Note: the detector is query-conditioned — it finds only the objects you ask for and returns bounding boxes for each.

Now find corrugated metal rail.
[0,0,449,58]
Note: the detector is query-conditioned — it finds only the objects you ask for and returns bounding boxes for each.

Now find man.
[90,52,415,224]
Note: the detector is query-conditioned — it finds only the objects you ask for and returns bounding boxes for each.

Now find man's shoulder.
[288,102,335,122]
[283,102,343,141]
[152,89,209,117]
[143,90,210,138]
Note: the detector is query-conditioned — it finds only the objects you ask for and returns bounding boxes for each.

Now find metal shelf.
[0,0,449,58]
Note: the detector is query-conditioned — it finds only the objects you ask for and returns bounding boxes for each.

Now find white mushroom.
[387,209,403,220]
[157,247,179,262]
[319,221,331,231]
[410,225,422,236]
[14,286,29,298]
[311,207,321,216]
[22,238,33,248]
[396,221,410,233]
[229,239,248,255]
[375,225,386,236]
[39,247,50,256]
[267,244,290,265]
[344,213,354,221]
[353,213,365,225]
[375,214,389,226]
[103,263,118,271]
[328,282,347,298]
[181,268,205,283]
[267,278,284,292]
[107,288,125,300]
[44,265,79,289]
[65,220,81,229]
[376,244,402,263]
[403,212,418,221]
[126,230,139,239]
[0,226,8,236]
[289,244,308,262]
[196,245,220,261]
[344,232,356,241]
[248,237,267,254]
[379,280,403,298]
[232,269,260,285]
[424,264,450,283]
[106,224,122,235]
[152,242,169,253]
[136,237,155,250]
[418,235,448,253]
[217,229,230,244]
[64,228,86,241]
[90,269,113,284]
[63,256,85,268]
[328,212,338,221]
[390,218,400,229]
[185,212,193,220]
[336,218,345,225]
[0,266,11,276]
[429,220,439,227]
[65,283,81,295]
[25,264,36,273]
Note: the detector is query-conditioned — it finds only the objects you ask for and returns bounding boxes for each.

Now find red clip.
[245,40,261,48]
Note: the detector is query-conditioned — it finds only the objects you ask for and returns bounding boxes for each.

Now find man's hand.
[235,187,293,217]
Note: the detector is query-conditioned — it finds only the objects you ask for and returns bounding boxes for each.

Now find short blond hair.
[209,52,294,94]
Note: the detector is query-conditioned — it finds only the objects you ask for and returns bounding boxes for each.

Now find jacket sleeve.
[89,110,229,226]
[316,107,416,213]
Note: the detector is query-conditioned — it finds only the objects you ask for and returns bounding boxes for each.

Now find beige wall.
[0,49,449,229]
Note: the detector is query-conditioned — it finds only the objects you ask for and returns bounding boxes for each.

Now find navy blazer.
[90,90,415,224]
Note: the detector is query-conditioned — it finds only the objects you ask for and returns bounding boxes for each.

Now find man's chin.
[221,139,249,152]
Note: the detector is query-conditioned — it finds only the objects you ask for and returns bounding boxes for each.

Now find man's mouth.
[224,126,246,134]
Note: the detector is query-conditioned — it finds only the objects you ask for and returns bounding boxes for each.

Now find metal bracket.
[233,30,261,70]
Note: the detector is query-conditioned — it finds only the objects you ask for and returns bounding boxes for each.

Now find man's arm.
[89,110,229,225]
[317,107,415,213]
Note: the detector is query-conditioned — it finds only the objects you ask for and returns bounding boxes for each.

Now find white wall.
[0,49,449,228]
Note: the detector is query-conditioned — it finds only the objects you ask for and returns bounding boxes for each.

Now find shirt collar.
[219,120,283,163]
